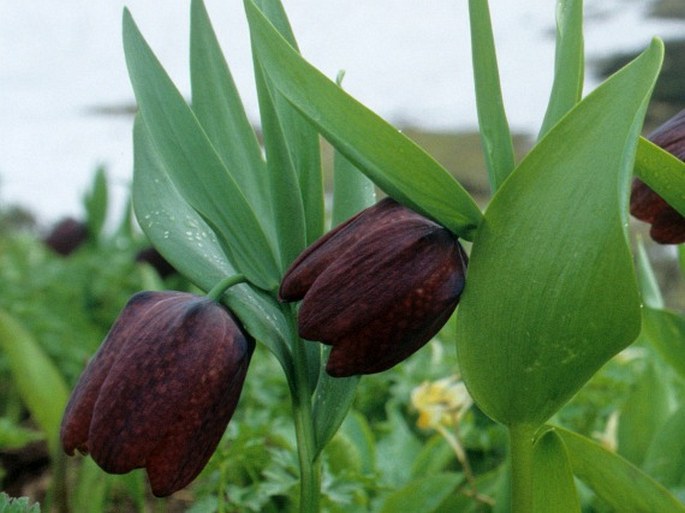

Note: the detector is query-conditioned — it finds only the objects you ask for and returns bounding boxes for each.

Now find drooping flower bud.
[630,109,685,244]
[280,198,468,377]
[60,291,254,497]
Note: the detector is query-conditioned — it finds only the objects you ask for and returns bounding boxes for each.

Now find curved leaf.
[533,429,581,513]
[132,117,293,377]
[456,40,663,427]
[243,0,482,240]
[123,8,280,291]
[635,137,685,216]
[0,310,69,454]
[558,427,685,513]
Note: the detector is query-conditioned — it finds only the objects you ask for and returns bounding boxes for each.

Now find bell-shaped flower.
[60,291,254,497]
[630,109,685,244]
[280,198,468,377]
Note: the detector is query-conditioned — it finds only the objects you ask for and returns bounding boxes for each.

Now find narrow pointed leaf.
[253,59,307,268]
[636,239,665,308]
[469,0,516,190]
[456,40,663,427]
[244,0,482,240]
[132,117,293,378]
[533,429,581,513]
[0,310,69,454]
[123,9,280,290]
[253,0,324,245]
[558,428,685,513]
[189,0,271,226]
[635,136,685,216]
[538,0,584,137]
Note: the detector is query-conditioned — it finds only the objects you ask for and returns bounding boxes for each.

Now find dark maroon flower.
[630,109,685,244]
[60,291,254,497]
[280,198,468,377]
[43,217,89,256]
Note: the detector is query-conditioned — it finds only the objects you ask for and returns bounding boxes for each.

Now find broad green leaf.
[558,427,685,513]
[468,0,516,190]
[456,40,663,427]
[538,0,584,138]
[643,404,685,487]
[244,0,482,240]
[189,0,271,228]
[132,117,293,378]
[123,9,280,291]
[0,310,68,454]
[252,0,325,246]
[635,137,685,216]
[378,473,464,513]
[642,307,685,380]
[617,360,670,467]
[533,429,581,513]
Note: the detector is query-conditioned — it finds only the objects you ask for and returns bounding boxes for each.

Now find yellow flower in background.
[411,376,472,430]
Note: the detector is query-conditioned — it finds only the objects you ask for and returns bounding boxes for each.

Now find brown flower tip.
[43,218,89,256]
[280,198,468,377]
[630,109,685,244]
[60,291,254,497]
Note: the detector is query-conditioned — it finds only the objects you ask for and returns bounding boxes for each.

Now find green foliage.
[0,494,40,513]
[455,40,662,427]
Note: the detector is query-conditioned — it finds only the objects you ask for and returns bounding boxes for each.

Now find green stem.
[509,423,536,513]
[287,309,321,513]
[206,274,247,302]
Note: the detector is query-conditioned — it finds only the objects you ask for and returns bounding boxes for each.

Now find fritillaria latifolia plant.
[59,0,685,511]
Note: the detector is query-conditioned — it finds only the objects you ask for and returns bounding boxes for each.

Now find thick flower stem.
[509,423,536,513]
[206,274,248,302]
[287,310,321,513]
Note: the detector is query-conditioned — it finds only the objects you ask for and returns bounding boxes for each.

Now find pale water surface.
[1,0,683,223]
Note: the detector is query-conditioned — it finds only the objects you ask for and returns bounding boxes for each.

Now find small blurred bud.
[60,291,254,497]
[43,217,89,256]
[280,198,468,377]
[630,109,685,244]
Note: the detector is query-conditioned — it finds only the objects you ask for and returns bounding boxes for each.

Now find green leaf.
[252,0,325,247]
[377,473,464,513]
[189,0,271,228]
[636,238,665,309]
[253,59,307,268]
[0,310,69,454]
[558,427,685,513]
[312,365,360,458]
[635,136,685,217]
[0,493,40,513]
[132,117,294,378]
[538,0,584,138]
[533,429,581,513]
[123,8,280,291]
[332,148,377,226]
[455,40,663,427]
[468,0,516,190]
[643,404,685,487]
[617,360,671,467]
[83,166,108,240]
[642,307,685,380]
[243,0,482,240]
